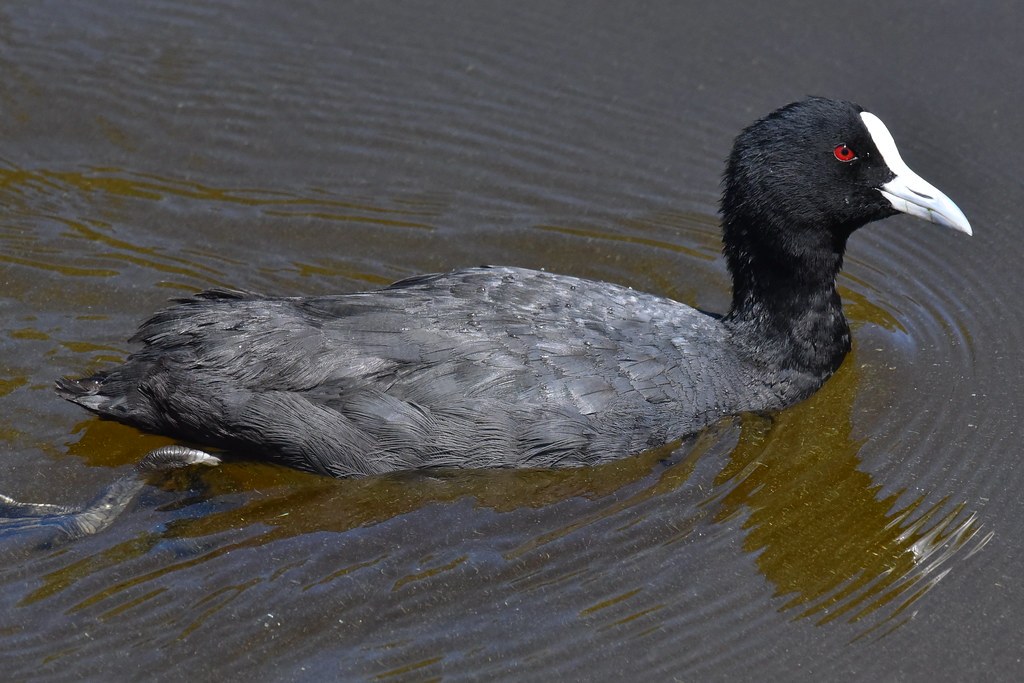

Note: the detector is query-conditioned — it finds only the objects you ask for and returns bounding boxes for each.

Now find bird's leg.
[0,445,221,542]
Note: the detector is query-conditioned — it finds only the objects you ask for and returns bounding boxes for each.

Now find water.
[0,1,1020,680]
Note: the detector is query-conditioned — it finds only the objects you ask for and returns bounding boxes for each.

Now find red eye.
[834,144,856,162]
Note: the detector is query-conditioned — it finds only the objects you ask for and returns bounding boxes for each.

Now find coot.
[56,98,971,477]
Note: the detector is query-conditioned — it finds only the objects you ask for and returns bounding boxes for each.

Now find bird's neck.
[722,215,852,379]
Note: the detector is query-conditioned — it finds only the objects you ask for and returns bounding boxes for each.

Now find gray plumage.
[60,269,810,476]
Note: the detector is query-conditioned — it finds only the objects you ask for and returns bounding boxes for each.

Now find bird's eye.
[833,144,856,162]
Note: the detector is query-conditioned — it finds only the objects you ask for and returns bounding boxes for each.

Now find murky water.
[1,1,1020,680]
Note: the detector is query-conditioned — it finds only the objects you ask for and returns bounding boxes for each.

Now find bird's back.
[57,266,790,476]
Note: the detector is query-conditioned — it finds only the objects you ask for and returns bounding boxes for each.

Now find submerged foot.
[0,445,221,544]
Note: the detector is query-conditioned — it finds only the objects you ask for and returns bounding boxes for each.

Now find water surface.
[0,1,1020,680]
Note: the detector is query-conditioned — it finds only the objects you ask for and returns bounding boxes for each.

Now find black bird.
[55,98,971,477]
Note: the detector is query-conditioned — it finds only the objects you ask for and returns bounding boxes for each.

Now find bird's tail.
[54,374,121,414]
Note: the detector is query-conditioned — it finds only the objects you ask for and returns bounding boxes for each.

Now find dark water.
[0,0,1020,680]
